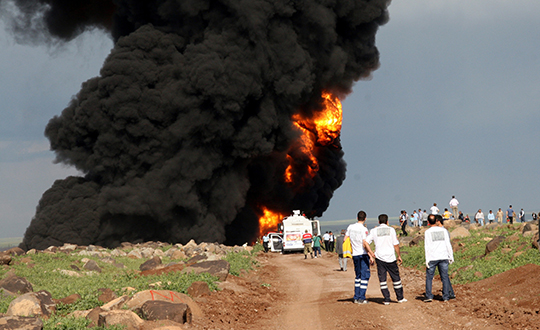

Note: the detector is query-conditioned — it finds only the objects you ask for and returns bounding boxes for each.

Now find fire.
[259,207,284,236]
[259,92,342,235]
[284,92,342,184]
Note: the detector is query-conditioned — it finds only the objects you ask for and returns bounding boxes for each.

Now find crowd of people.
[398,196,537,235]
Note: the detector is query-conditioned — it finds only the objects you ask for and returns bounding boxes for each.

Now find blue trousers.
[425,259,455,301]
[353,254,370,301]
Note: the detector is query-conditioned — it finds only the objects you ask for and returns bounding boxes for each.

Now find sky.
[1,0,539,238]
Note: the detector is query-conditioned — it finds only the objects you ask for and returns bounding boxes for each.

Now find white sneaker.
[398,298,408,303]
[384,301,390,305]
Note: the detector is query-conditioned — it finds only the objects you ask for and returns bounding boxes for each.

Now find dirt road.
[193,251,540,330]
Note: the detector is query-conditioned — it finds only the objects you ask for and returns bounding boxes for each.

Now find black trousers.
[376,258,404,302]
[400,221,408,236]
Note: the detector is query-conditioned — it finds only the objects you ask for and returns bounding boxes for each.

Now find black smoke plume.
[2,0,390,250]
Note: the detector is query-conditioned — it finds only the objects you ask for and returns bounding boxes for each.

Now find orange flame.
[259,92,342,234]
[259,207,284,236]
[284,92,342,183]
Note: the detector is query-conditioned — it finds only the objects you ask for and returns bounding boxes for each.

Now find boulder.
[98,310,144,330]
[506,233,520,242]
[532,232,539,250]
[83,260,102,273]
[4,247,25,256]
[522,223,538,234]
[54,293,81,305]
[0,253,12,266]
[443,220,459,229]
[0,315,43,330]
[127,249,143,259]
[170,250,187,260]
[450,226,470,239]
[125,290,203,319]
[101,295,130,311]
[6,290,55,317]
[187,281,211,297]
[398,236,413,247]
[485,236,506,255]
[140,256,162,271]
[140,300,192,324]
[485,223,500,230]
[0,275,33,295]
[182,260,230,281]
[98,288,117,303]
[409,235,424,246]
[86,307,104,327]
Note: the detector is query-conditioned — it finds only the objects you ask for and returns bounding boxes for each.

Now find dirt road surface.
[191,252,540,330]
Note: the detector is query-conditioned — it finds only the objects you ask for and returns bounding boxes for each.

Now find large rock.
[187,281,211,297]
[181,260,230,281]
[101,295,130,311]
[83,260,102,273]
[443,220,460,229]
[409,235,424,246]
[450,227,471,239]
[53,293,81,305]
[533,232,539,250]
[398,236,413,247]
[98,288,117,303]
[98,310,144,330]
[0,275,33,295]
[4,247,25,256]
[125,290,203,319]
[140,256,162,271]
[522,223,538,234]
[6,290,55,317]
[0,253,12,266]
[140,300,192,324]
[485,236,506,255]
[0,315,43,330]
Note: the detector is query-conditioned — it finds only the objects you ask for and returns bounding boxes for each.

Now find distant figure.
[430,203,439,215]
[365,214,406,305]
[400,210,408,236]
[312,234,322,258]
[475,209,485,226]
[506,205,514,224]
[328,231,335,252]
[262,233,270,253]
[422,210,429,226]
[336,230,347,271]
[345,211,375,304]
[418,209,424,226]
[302,229,313,259]
[532,213,538,222]
[442,208,452,221]
[520,209,525,222]
[464,214,470,223]
[458,211,464,221]
[424,214,455,302]
[412,210,419,227]
[487,210,495,224]
[323,231,330,251]
[496,208,504,224]
[449,196,459,221]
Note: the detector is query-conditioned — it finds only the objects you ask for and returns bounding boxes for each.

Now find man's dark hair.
[428,214,436,225]
[378,214,388,224]
[357,211,366,221]
[435,214,443,223]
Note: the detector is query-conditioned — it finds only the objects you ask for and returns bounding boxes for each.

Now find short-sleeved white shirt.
[430,206,439,215]
[365,224,399,263]
[345,222,369,256]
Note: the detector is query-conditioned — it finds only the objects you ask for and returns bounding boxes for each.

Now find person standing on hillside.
[345,211,375,304]
[487,210,495,224]
[506,205,514,224]
[302,230,313,259]
[365,214,407,305]
[430,203,439,215]
[475,209,485,226]
[519,209,525,222]
[399,210,408,236]
[335,230,347,271]
[424,214,455,302]
[496,208,504,224]
[449,196,459,220]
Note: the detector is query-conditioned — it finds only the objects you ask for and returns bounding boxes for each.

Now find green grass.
[401,224,540,284]
[0,244,261,329]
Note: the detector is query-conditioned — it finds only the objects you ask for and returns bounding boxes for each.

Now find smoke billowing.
[3,0,390,250]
